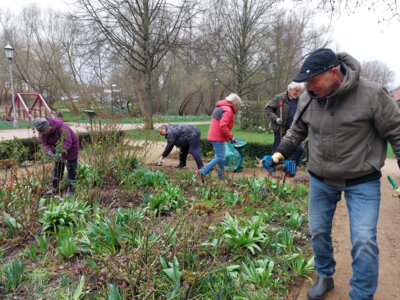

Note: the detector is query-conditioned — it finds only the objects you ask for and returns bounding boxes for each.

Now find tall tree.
[261,9,330,97]
[204,0,275,99]
[75,0,196,128]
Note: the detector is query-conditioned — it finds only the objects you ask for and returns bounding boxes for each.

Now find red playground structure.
[4,93,60,122]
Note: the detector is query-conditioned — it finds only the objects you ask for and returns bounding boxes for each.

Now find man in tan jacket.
[273,48,400,300]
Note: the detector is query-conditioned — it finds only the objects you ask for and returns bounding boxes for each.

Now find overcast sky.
[1,0,400,88]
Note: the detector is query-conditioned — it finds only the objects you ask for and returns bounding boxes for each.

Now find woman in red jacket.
[197,93,242,180]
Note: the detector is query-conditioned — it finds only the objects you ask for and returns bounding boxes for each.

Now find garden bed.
[0,137,312,299]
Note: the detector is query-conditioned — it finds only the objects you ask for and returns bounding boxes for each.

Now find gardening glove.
[230,137,237,144]
[275,118,282,125]
[47,151,54,157]
[176,147,181,154]
[157,156,165,166]
[271,152,284,164]
[393,188,400,198]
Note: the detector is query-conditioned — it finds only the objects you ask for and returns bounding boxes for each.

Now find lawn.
[125,124,274,144]
[0,114,211,129]
[195,124,274,144]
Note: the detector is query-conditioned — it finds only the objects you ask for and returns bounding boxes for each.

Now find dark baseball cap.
[293,48,339,82]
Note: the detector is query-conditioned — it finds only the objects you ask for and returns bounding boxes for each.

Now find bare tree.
[75,0,196,128]
[361,60,395,87]
[203,0,276,99]
[260,9,330,97]
[309,0,400,21]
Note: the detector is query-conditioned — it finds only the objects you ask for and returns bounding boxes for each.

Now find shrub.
[237,101,269,131]
[0,138,32,161]
[200,139,274,160]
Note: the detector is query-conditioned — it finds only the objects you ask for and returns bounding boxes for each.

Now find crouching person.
[34,117,80,198]
[157,124,203,170]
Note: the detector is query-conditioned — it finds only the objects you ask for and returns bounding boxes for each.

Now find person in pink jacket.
[197,93,242,180]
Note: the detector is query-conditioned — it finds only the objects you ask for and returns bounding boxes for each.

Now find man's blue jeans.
[309,176,380,300]
[200,141,225,179]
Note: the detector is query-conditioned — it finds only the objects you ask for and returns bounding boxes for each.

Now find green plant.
[145,185,185,216]
[56,227,78,259]
[272,228,296,254]
[40,198,90,232]
[52,275,86,300]
[220,214,268,254]
[283,253,314,280]
[123,167,168,188]
[222,190,244,206]
[36,234,50,253]
[114,208,145,232]
[108,283,122,300]
[79,218,121,255]
[241,258,275,287]
[77,164,103,188]
[160,256,182,297]
[1,259,25,293]
[3,211,21,237]
[239,177,271,202]
[26,269,50,293]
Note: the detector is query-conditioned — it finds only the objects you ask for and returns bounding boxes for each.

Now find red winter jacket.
[207,100,237,142]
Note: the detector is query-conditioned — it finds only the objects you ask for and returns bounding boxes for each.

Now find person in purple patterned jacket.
[33,117,80,197]
[156,124,203,170]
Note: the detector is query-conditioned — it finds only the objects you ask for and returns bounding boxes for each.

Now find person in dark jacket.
[157,124,203,169]
[197,93,242,180]
[272,48,400,300]
[264,81,305,165]
[34,117,80,197]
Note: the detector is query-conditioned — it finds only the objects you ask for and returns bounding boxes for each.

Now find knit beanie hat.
[33,118,50,133]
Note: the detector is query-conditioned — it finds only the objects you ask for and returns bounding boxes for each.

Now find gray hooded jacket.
[277,52,400,182]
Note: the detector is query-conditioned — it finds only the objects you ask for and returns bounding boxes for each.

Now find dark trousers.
[272,133,304,165]
[179,132,203,169]
[52,159,78,188]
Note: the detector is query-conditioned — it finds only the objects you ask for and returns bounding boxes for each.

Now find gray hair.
[287,81,304,90]
[154,124,168,132]
[226,93,242,106]
[33,118,50,133]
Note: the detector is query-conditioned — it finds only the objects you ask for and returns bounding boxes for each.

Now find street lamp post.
[4,44,18,128]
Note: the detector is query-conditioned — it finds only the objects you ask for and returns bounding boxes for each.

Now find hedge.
[0,131,125,162]
[200,139,274,159]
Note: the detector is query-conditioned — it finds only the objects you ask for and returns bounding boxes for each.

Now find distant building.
[391,86,400,101]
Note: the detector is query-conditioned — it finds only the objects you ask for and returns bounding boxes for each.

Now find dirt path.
[148,145,400,299]
[294,158,400,300]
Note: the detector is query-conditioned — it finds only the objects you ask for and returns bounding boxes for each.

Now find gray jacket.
[264,92,295,133]
[277,52,400,181]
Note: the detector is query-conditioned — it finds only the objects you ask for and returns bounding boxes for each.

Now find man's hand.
[157,156,165,166]
[230,137,237,144]
[276,118,282,125]
[47,151,54,157]
[393,188,400,198]
[54,153,63,161]
[271,152,284,163]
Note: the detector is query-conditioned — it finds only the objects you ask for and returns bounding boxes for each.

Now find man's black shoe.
[174,164,186,169]
[307,277,334,300]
